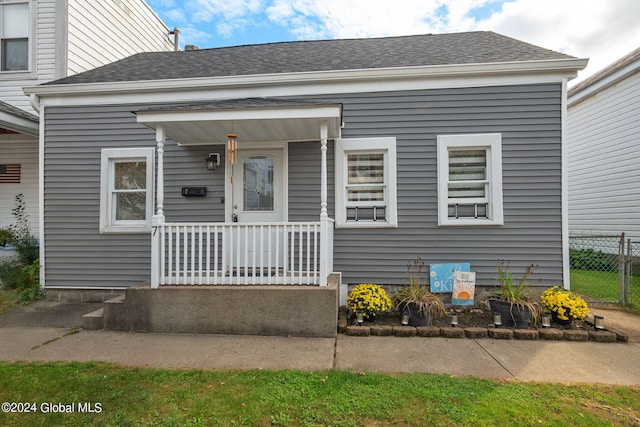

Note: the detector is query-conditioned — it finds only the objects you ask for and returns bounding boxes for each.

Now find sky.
[146,0,640,85]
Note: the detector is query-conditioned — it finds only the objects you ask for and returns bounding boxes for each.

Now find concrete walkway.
[1,302,640,386]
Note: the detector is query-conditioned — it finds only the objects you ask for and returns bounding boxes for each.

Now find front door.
[231,148,285,223]
[228,147,286,273]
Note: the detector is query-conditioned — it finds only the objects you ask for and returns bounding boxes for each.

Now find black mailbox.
[181,187,207,197]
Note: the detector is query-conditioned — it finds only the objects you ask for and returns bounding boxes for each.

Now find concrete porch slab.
[103,281,338,337]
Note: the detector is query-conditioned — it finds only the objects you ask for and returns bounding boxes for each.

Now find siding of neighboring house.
[0,0,56,111]
[67,0,174,76]
[0,135,39,235]
[567,66,640,239]
[43,83,563,288]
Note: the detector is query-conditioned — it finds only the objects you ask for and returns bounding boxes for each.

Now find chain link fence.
[569,233,640,310]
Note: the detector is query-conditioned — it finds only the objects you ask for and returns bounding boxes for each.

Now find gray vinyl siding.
[328,84,563,286]
[44,106,156,288]
[43,83,563,288]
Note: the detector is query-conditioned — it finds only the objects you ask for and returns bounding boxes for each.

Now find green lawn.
[0,362,639,426]
[570,269,640,311]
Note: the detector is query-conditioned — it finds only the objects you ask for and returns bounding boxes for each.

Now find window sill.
[99,225,151,234]
[439,218,503,226]
[336,221,398,229]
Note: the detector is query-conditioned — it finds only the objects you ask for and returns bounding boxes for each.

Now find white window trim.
[100,147,155,234]
[0,0,35,76]
[437,133,504,226]
[335,137,397,228]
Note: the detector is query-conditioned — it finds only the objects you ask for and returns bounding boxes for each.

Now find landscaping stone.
[488,328,513,339]
[513,329,539,340]
[563,330,589,342]
[337,317,348,334]
[416,326,441,337]
[589,330,617,343]
[370,325,393,336]
[346,326,370,336]
[539,328,564,340]
[393,326,417,337]
[440,327,465,338]
[464,327,488,339]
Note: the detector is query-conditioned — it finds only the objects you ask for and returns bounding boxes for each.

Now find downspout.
[561,78,570,290]
[29,93,40,113]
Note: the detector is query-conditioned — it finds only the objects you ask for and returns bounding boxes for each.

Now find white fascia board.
[0,112,39,135]
[25,58,589,110]
[568,60,640,107]
[137,105,342,124]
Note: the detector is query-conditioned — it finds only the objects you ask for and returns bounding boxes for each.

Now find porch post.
[319,122,330,286]
[151,125,166,289]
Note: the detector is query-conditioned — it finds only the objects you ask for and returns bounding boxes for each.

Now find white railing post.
[151,125,166,288]
[319,122,330,286]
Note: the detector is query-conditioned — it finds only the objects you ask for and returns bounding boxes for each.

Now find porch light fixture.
[450,312,459,327]
[227,133,237,165]
[541,312,552,328]
[594,315,605,330]
[205,153,220,171]
[493,312,502,328]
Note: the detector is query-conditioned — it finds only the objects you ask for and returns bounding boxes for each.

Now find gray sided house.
[25,32,587,336]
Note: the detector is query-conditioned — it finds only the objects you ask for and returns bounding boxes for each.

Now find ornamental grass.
[541,286,589,321]
[347,283,392,319]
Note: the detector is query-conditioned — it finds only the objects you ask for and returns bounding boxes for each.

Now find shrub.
[0,228,12,246]
[0,258,42,304]
[569,248,617,272]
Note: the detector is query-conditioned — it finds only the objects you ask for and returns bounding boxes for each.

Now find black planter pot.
[489,299,531,329]
[551,312,572,326]
[406,302,434,326]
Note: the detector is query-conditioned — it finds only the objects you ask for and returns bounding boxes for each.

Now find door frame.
[224,142,288,223]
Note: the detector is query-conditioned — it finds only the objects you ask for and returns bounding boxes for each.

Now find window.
[1,1,29,71]
[335,137,397,227]
[100,148,154,233]
[437,133,503,226]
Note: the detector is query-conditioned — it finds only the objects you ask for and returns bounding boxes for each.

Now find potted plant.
[347,283,392,323]
[486,259,540,328]
[393,258,446,326]
[541,286,589,326]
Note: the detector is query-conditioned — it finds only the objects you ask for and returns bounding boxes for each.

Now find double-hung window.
[100,148,155,233]
[1,1,30,71]
[335,137,397,228]
[437,133,503,226]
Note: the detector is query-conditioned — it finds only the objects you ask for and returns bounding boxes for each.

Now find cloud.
[476,0,640,82]
[148,0,640,83]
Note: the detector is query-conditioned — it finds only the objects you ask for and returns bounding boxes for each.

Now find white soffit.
[136,104,343,144]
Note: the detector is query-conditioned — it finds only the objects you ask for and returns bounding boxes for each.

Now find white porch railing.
[152,221,333,286]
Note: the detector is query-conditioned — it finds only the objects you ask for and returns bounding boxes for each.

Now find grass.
[571,269,640,312]
[0,362,639,426]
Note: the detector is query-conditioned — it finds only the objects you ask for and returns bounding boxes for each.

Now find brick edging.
[341,325,620,343]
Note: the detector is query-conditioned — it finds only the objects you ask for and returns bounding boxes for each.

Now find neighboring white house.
[0,0,174,237]
[567,47,640,239]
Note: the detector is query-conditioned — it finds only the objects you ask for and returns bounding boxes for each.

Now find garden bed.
[338,306,622,342]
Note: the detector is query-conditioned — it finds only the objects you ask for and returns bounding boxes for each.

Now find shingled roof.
[45,31,574,86]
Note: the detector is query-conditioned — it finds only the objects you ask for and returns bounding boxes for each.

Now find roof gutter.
[24,58,589,99]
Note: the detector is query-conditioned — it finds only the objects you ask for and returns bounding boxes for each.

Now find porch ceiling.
[136,98,342,145]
